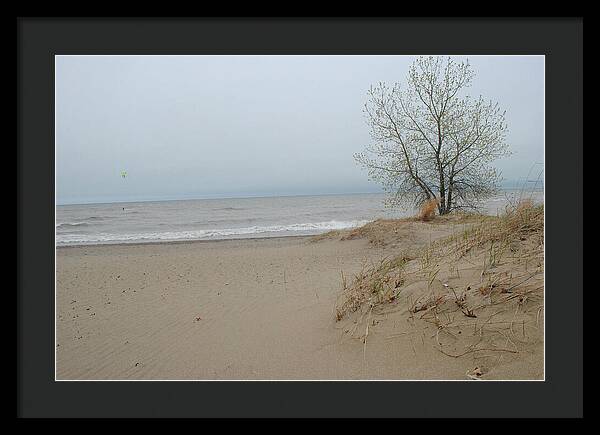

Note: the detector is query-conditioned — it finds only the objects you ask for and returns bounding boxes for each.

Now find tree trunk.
[438,183,448,215]
[437,166,447,214]
[446,178,454,214]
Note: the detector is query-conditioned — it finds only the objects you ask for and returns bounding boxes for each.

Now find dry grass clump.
[446,200,544,261]
[335,200,544,371]
[418,198,439,221]
[335,200,543,321]
[335,255,411,321]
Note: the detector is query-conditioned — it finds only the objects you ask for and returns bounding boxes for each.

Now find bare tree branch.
[356,56,510,214]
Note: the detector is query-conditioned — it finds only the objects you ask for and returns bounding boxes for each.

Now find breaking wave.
[56,220,370,246]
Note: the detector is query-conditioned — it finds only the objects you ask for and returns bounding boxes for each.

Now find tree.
[355,56,510,215]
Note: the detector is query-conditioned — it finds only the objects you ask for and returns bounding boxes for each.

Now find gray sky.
[56,55,544,205]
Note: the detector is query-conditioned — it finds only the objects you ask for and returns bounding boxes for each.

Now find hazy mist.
[56,55,544,204]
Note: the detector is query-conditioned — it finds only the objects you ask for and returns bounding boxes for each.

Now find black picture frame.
[17,17,583,418]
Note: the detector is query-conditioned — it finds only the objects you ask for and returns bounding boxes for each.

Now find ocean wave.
[56,222,90,228]
[84,215,108,221]
[213,206,246,211]
[56,220,370,246]
[56,215,110,228]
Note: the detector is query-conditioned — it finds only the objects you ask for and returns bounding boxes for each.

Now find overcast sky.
[56,55,544,205]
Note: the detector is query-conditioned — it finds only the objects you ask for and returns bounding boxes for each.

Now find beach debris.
[461,307,477,318]
[410,303,429,314]
[195,316,202,321]
[466,366,484,380]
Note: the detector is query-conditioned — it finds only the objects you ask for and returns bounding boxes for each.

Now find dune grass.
[418,198,440,221]
[335,200,543,321]
[335,255,412,321]
[334,200,544,371]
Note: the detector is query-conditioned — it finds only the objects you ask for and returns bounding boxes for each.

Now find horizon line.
[56,186,543,207]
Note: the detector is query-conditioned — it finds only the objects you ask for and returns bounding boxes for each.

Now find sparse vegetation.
[311,212,482,247]
[334,200,543,367]
[335,255,411,321]
[418,198,439,221]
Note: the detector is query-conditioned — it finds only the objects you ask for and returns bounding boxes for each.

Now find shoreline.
[53,208,511,249]
[56,233,315,249]
[56,194,545,249]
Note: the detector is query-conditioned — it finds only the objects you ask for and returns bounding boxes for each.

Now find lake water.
[56,190,543,246]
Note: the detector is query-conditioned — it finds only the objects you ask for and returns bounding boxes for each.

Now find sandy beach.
[56,215,543,381]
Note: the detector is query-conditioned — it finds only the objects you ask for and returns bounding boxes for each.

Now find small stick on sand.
[410,335,417,355]
[283,269,286,292]
[536,306,544,328]
[363,305,373,367]
[436,346,518,358]
[479,310,507,336]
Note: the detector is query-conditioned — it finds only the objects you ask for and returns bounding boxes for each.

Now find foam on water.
[56,219,370,246]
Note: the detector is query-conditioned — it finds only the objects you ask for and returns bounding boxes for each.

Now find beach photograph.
[55,54,545,381]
